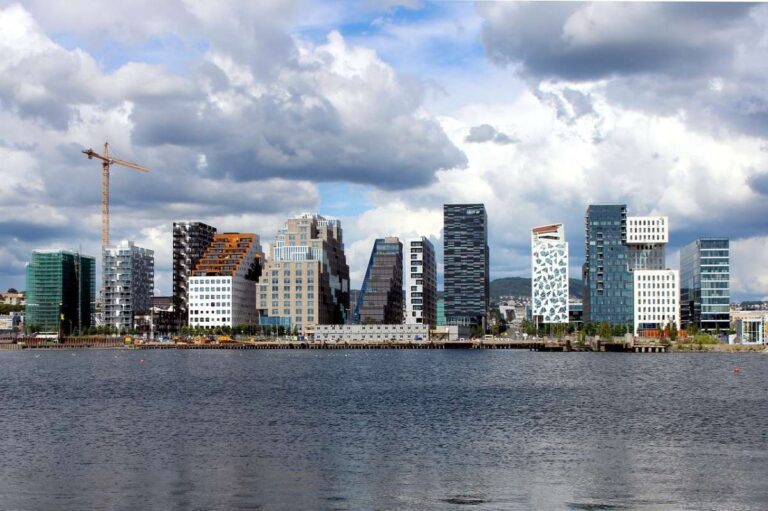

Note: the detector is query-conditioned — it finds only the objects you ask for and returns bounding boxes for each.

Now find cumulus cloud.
[748,172,768,196]
[477,2,768,140]
[0,2,465,292]
[465,124,517,145]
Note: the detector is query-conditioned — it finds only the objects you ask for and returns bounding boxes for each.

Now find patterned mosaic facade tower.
[531,224,569,324]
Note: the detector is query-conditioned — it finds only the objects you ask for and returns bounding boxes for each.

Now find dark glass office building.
[354,237,403,324]
[25,250,96,334]
[443,204,489,328]
[582,205,633,326]
[173,221,216,325]
[680,238,730,331]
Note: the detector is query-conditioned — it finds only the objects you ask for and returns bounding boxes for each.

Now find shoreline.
[1,340,765,353]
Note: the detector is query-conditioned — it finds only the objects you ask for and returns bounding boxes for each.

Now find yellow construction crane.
[81,142,149,249]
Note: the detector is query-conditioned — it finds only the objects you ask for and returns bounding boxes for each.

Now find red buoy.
[733,367,740,373]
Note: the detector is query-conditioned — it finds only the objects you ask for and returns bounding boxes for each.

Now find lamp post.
[58,301,63,342]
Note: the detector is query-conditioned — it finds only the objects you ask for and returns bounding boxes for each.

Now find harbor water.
[1,350,766,510]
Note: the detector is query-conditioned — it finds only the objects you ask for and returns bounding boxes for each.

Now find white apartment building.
[188,233,263,329]
[633,270,680,334]
[627,216,680,335]
[102,241,154,330]
[531,224,569,324]
[404,236,437,325]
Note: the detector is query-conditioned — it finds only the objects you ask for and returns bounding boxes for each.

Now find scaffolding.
[25,251,95,334]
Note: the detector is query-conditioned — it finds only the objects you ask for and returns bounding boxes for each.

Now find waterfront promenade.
[0,337,675,352]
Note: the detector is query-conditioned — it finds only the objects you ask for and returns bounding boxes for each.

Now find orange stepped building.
[188,233,263,328]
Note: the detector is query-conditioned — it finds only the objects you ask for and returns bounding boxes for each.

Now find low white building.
[633,269,680,335]
[735,317,765,344]
[315,324,429,342]
[431,325,470,341]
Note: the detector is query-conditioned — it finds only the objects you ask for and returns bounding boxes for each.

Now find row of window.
[269,309,315,320]
[638,315,676,322]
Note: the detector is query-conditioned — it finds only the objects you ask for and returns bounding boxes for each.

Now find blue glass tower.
[354,237,403,324]
[680,238,730,331]
[582,205,633,326]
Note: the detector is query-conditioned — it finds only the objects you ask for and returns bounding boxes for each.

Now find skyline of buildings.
[19,203,741,337]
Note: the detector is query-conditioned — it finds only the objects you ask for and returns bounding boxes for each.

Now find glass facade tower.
[582,205,633,326]
[680,238,730,331]
[25,251,96,334]
[443,204,489,328]
[354,237,403,324]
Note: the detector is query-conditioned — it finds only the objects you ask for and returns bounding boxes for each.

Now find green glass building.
[436,298,446,326]
[25,251,96,334]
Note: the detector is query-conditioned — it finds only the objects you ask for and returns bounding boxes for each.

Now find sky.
[1,1,767,301]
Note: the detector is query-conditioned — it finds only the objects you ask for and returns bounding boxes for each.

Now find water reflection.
[0,350,767,510]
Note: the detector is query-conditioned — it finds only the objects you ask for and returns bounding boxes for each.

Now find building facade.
[734,317,764,345]
[583,205,633,326]
[404,237,437,326]
[256,214,350,335]
[680,238,730,332]
[443,204,489,328]
[315,324,429,342]
[633,270,679,335]
[173,221,216,327]
[102,241,154,331]
[354,237,403,324]
[188,233,262,329]
[531,224,569,324]
[627,216,679,335]
[436,298,446,326]
[25,250,95,334]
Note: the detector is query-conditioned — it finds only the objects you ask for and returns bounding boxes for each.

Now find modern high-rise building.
[584,208,679,334]
[627,216,679,335]
[443,204,489,329]
[680,238,730,332]
[354,237,403,324]
[173,221,216,326]
[256,213,350,335]
[188,233,263,329]
[583,205,633,326]
[404,236,437,326]
[102,241,154,330]
[531,224,569,324]
[24,250,96,334]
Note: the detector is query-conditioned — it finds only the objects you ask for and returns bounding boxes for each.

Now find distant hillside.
[355,277,584,304]
[490,277,583,303]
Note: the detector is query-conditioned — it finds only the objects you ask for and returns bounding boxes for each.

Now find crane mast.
[81,142,149,250]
